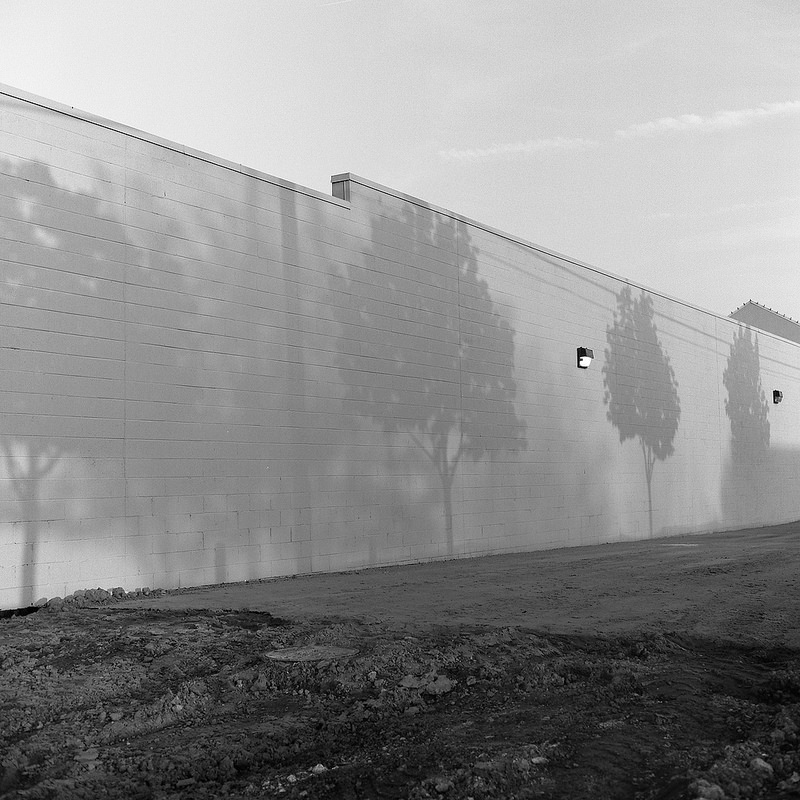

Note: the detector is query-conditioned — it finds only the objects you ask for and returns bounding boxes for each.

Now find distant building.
[729,301,800,346]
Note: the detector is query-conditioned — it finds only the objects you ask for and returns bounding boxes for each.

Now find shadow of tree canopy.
[720,325,771,525]
[603,286,680,537]
[335,204,526,554]
[1,156,118,601]
[723,325,770,463]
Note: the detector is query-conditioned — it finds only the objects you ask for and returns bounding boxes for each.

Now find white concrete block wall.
[2,84,800,608]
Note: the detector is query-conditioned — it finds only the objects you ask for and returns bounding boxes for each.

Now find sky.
[1,0,798,319]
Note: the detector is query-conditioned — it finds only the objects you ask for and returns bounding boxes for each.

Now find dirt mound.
[2,607,799,799]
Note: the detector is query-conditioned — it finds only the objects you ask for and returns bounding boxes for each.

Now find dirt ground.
[2,523,800,799]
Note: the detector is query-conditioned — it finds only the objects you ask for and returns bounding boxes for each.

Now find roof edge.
[0,82,349,210]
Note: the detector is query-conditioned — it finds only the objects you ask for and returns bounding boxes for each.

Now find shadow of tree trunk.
[1,439,61,601]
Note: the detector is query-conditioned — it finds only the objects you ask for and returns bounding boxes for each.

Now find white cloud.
[648,196,800,223]
[678,215,800,251]
[722,196,800,214]
[616,101,800,139]
[438,137,599,162]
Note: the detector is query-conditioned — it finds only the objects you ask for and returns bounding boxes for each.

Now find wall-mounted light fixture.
[577,347,594,369]
[774,390,783,404]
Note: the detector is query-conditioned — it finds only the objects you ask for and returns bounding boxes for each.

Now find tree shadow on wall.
[603,286,681,537]
[0,435,61,602]
[335,205,527,554]
[721,325,770,523]
[1,158,95,599]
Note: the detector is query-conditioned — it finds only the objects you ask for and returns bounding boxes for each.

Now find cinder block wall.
[2,85,800,608]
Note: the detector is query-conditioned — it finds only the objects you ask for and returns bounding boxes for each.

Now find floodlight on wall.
[774,390,783,404]
[577,347,594,369]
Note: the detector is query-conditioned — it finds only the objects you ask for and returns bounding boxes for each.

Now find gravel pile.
[32,585,168,612]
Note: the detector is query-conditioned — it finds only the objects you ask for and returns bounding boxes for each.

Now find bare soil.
[2,523,800,799]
